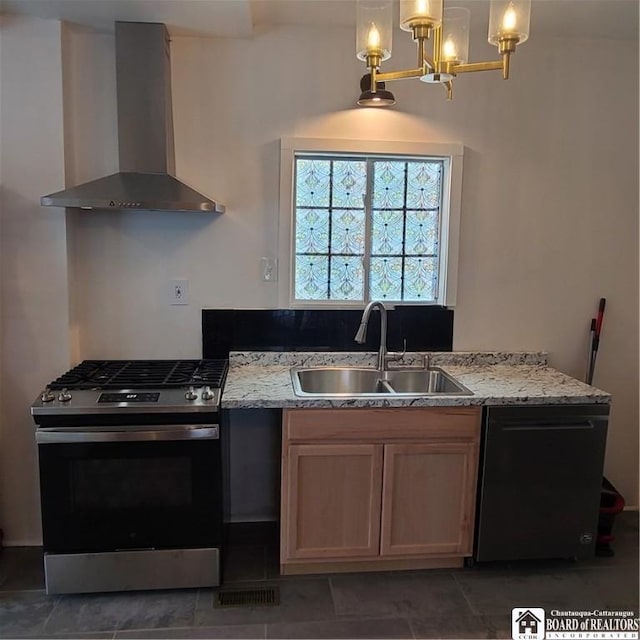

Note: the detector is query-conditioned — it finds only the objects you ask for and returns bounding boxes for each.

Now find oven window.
[38,439,222,552]
[72,457,192,509]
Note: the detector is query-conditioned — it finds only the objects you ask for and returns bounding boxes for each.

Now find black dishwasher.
[474,404,609,562]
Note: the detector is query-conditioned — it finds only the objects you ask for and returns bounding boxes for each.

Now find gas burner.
[48,359,228,390]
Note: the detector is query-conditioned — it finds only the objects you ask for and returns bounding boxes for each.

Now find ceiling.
[1,0,638,40]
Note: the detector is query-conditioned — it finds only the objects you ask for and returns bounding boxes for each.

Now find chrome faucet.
[355,301,406,372]
[354,301,388,370]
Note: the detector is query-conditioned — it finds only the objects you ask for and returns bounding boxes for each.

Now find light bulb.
[488,0,529,46]
[502,3,517,32]
[367,23,381,50]
[442,37,457,61]
[400,0,442,31]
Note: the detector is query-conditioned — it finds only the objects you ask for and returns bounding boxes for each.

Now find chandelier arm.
[452,60,504,74]
[432,25,442,67]
[443,80,453,101]
[423,55,436,72]
[417,37,426,68]
[377,67,426,82]
[502,51,511,79]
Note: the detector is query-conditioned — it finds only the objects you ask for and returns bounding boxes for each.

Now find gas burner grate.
[48,359,228,390]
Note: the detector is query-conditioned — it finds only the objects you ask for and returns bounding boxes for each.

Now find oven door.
[37,425,222,554]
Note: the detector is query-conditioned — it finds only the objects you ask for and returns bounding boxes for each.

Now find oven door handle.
[36,425,219,443]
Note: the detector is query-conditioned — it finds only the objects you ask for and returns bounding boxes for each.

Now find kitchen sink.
[290,366,472,397]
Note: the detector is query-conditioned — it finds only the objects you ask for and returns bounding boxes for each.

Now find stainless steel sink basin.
[384,369,471,395]
[292,368,393,396]
[290,366,472,397]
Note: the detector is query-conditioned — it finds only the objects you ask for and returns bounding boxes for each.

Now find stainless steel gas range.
[31,359,228,595]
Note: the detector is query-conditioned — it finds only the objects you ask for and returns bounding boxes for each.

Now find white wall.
[0,18,637,543]
[0,16,71,544]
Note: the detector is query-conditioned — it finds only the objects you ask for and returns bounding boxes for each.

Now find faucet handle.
[385,339,407,366]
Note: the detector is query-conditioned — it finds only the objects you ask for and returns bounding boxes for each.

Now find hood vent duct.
[41,21,224,213]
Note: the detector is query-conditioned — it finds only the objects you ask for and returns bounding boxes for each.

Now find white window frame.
[278,137,464,309]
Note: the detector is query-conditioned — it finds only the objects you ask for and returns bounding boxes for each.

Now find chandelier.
[356,0,532,106]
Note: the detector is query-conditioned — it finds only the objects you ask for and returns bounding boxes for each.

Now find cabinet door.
[380,442,477,557]
[282,443,383,560]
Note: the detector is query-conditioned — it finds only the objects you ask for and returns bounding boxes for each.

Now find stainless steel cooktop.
[31,359,228,415]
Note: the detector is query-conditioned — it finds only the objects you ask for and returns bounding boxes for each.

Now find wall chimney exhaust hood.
[42,22,224,213]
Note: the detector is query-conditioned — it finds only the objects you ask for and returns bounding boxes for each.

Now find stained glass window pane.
[371,210,403,255]
[369,257,403,300]
[404,257,437,300]
[405,210,438,255]
[296,208,330,254]
[331,209,365,255]
[293,153,445,303]
[373,161,405,209]
[332,161,367,208]
[406,162,442,209]
[329,257,364,300]
[295,256,329,300]
[296,159,331,207]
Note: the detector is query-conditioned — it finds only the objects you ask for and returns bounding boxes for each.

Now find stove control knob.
[185,386,198,401]
[58,388,72,402]
[201,386,215,401]
[41,388,55,403]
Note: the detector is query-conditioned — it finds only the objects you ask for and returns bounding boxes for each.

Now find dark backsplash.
[202,307,453,358]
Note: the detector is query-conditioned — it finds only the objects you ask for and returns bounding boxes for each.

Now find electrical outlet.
[261,258,278,282]
[170,279,189,305]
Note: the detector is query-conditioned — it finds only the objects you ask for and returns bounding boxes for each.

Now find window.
[278,138,463,308]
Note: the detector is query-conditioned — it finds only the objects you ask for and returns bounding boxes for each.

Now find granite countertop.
[220,351,611,409]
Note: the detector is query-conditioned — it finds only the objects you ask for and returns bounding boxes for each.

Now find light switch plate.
[261,258,278,282]
[170,279,189,305]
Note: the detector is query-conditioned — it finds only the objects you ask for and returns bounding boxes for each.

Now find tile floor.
[1,512,637,639]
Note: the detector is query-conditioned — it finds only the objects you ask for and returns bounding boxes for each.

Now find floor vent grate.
[215,586,280,608]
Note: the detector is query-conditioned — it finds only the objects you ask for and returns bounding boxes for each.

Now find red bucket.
[596,478,625,556]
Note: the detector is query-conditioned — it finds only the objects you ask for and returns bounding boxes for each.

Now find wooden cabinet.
[280,407,481,575]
